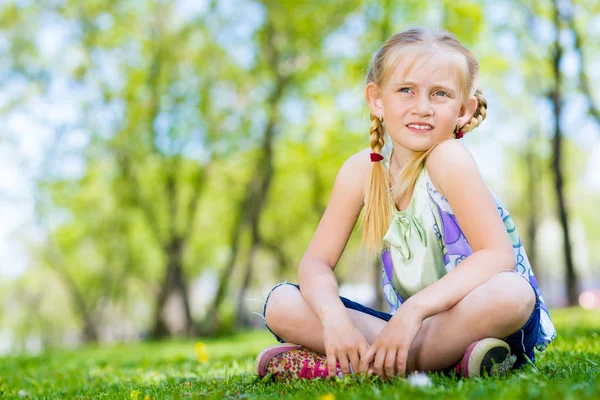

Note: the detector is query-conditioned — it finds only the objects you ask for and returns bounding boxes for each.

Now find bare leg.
[264,285,388,354]
[264,272,536,372]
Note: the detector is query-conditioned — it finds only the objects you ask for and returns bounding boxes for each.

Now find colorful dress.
[379,139,556,352]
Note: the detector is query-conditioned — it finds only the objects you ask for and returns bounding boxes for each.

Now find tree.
[549,0,579,306]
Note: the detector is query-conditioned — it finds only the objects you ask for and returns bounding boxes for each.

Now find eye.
[398,87,411,93]
[434,90,449,97]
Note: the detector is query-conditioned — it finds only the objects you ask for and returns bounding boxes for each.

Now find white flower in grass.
[407,372,432,388]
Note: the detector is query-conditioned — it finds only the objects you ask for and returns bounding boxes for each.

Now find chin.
[405,139,434,152]
[389,135,435,152]
[409,146,433,153]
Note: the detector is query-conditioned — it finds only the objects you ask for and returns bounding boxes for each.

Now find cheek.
[438,105,460,121]
[390,100,412,115]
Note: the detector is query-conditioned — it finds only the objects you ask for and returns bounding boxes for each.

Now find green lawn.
[0,308,598,399]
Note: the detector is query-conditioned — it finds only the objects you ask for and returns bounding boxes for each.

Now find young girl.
[255,27,556,380]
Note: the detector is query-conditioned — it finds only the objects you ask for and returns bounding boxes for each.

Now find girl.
[255,27,556,380]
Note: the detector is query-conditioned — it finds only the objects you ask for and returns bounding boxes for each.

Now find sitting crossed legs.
[256,271,539,379]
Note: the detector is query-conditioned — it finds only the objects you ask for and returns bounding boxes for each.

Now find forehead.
[386,47,464,89]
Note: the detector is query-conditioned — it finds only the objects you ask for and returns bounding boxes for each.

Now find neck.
[390,143,415,171]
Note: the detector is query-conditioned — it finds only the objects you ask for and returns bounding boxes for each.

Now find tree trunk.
[47,243,100,342]
[261,238,290,283]
[34,130,101,343]
[199,56,284,332]
[150,161,198,338]
[525,129,539,275]
[151,237,197,337]
[235,240,258,327]
[233,95,280,326]
[550,0,579,306]
[62,271,99,342]
[230,18,289,328]
[151,253,176,338]
[200,192,248,334]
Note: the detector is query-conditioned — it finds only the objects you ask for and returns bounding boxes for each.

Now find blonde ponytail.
[361,113,392,256]
[390,151,429,210]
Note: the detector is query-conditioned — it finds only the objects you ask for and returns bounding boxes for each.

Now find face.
[367,50,475,156]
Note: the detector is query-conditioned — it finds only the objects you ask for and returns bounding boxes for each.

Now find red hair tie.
[370,152,384,162]
[456,130,464,139]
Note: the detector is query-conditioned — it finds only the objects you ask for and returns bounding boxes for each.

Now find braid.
[461,89,488,135]
[369,113,385,153]
[361,112,392,256]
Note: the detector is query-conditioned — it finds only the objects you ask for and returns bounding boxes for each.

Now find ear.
[365,82,384,119]
[457,95,478,127]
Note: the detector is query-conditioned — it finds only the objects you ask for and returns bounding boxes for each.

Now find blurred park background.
[0,0,599,355]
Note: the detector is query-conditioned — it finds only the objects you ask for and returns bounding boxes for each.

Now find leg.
[264,283,388,353]
[408,272,536,372]
[264,272,536,373]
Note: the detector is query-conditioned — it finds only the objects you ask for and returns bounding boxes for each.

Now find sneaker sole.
[464,338,515,378]
[254,343,302,377]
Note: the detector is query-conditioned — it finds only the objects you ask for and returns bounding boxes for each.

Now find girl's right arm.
[298,148,372,377]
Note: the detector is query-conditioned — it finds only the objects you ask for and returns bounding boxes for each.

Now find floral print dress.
[379,139,556,352]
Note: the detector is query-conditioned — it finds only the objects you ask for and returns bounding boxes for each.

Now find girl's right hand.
[322,315,370,378]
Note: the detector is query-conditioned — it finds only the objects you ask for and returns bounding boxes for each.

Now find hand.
[322,314,370,378]
[359,304,423,379]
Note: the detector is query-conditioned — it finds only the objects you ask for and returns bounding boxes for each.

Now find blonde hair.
[361,27,488,255]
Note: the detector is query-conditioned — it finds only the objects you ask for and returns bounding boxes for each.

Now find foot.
[455,338,517,378]
[254,343,341,380]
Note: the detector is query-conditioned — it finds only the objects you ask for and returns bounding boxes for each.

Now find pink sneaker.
[455,338,517,378]
[254,343,342,380]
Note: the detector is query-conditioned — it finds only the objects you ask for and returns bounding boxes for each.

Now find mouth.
[406,123,434,133]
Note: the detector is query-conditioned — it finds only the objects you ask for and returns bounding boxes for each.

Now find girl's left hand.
[358,304,424,379]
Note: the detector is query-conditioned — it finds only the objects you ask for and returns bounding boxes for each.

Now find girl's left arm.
[361,139,515,378]
[404,139,515,320]
[404,140,515,319]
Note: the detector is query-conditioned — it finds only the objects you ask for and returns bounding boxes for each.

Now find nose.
[412,93,433,116]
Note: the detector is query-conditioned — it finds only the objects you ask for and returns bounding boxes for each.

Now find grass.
[0,308,598,399]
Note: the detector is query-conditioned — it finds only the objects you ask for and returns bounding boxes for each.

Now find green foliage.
[443,0,485,43]
[0,308,598,399]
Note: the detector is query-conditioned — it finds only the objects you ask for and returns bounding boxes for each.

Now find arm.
[298,148,371,376]
[405,139,514,320]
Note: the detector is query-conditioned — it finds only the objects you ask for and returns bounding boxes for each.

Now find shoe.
[254,343,341,380]
[455,338,517,378]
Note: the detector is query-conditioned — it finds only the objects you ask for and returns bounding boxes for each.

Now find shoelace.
[300,359,328,379]
[491,355,517,375]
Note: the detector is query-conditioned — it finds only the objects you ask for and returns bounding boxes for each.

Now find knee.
[476,273,536,331]
[264,283,301,330]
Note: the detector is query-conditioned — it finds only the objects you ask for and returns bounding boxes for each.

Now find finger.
[349,348,360,376]
[396,348,407,377]
[338,353,351,377]
[359,346,375,374]
[384,348,397,379]
[373,348,387,379]
[357,343,370,373]
[326,353,338,379]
